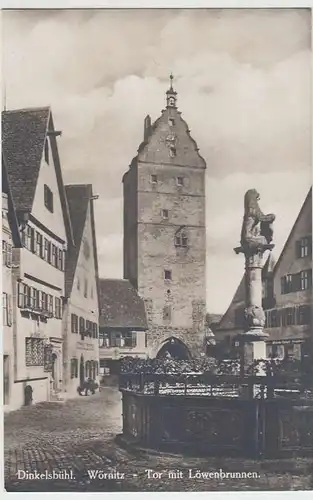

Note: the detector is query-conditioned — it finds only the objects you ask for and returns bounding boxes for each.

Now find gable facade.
[63,187,100,397]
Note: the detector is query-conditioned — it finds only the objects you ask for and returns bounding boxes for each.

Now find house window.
[175,232,188,248]
[164,269,172,280]
[44,185,54,213]
[44,138,49,165]
[151,174,158,184]
[40,291,48,313]
[51,245,58,267]
[36,232,44,258]
[177,176,184,186]
[286,307,295,326]
[296,237,312,258]
[71,314,78,333]
[48,295,53,315]
[298,305,311,325]
[25,338,44,366]
[55,297,62,319]
[163,305,172,321]
[85,320,92,337]
[79,317,85,339]
[70,358,78,379]
[44,239,52,263]
[162,209,169,219]
[281,274,293,294]
[169,118,175,127]
[32,287,39,310]
[17,283,26,309]
[58,249,63,270]
[3,293,12,326]
[84,279,88,298]
[284,344,294,360]
[2,241,12,267]
[124,331,137,347]
[92,323,98,339]
[27,226,35,253]
[300,269,312,290]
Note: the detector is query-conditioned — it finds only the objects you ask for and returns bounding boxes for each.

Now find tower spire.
[166,72,177,109]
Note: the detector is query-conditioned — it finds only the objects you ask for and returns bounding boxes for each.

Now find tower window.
[163,305,172,321]
[169,118,175,127]
[175,232,188,248]
[177,176,184,186]
[162,209,169,219]
[151,174,158,184]
[164,270,172,280]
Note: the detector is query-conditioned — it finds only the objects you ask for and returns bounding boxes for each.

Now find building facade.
[99,279,148,374]
[2,108,74,409]
[123,78,207,358]
[264,188,312,359]
[63,185,100,396]
[2,156,22,411]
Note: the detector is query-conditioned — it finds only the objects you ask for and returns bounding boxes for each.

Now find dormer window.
[151,174,158,184]
[162,209,169,219]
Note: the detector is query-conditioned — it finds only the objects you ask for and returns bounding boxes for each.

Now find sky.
[2,8,312,313]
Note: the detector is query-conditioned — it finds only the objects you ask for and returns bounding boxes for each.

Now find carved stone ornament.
[244,305,266,329]
[238,189,275,255]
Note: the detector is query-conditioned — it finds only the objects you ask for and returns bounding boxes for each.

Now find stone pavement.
[4,387,313,492]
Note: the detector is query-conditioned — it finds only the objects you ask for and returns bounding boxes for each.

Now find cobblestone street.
[4,387,313,492]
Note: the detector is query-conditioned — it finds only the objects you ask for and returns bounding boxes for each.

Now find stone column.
[240,250,268,373]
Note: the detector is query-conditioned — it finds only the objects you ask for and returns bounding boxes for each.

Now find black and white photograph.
[1,6,313,493]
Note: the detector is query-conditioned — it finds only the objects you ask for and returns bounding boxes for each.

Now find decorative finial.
[166,72,177,108]
[169,73,174,90]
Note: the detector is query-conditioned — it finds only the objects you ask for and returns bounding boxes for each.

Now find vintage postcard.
[1,5,313,494]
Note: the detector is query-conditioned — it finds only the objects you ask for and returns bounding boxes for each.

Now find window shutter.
[49,295,53,315]
[280,277,285,294]
[292,273,301,292]
[295,240,301,258]
[131,331,137,347]
[30,228,36,253]
[17,283,23,308]
[6,243,12,267]
[308,269,312,288]
[7,295,12,326]
[308,238,312,258]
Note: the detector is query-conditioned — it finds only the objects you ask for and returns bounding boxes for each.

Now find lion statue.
[244,305,266,329]
[240,189,275,252]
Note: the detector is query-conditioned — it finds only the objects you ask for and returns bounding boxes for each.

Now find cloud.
[2,8,311,313]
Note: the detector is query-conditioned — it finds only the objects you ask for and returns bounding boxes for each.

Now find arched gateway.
[156,336,191,360]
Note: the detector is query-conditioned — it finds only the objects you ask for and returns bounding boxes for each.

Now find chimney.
[144,115,151,142]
